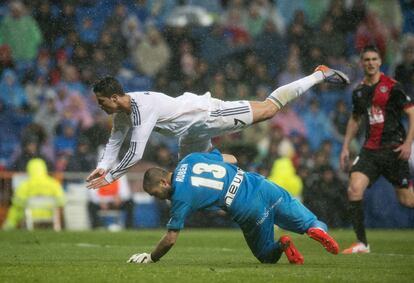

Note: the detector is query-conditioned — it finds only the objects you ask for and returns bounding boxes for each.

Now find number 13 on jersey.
[190,163,227,191]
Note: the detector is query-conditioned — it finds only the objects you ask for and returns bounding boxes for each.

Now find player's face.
[361,51,381,77]
[147,183,171,200]
[96,94,118,114]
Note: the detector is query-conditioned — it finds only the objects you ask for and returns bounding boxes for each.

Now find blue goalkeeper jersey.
[166,149,267,230]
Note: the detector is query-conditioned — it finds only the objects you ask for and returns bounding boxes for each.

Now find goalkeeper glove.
[127,253,154,264]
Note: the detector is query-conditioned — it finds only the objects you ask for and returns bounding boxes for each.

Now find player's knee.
[347,185,364,200]
[252,101,278,123]
[263,102,278,120]
[256,254,278,264]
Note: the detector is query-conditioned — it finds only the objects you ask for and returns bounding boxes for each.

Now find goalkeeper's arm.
[150,229,180,262]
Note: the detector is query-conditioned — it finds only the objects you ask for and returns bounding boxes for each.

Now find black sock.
[348,200,368,245]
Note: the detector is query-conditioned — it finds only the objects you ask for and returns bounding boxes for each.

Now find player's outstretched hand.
[86,176,109,190]
[86,168,106,182]
[127,253,154,264]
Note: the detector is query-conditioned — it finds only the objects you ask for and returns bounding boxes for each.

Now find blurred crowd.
[1,0,414,228]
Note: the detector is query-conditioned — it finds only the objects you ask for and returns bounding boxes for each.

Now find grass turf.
[0,229,413,283]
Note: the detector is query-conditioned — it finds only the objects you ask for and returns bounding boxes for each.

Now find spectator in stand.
[33,1,58,48]
[105,3,128,34]
[277,47,305,88]
[286,10,312,61]
[66,136,96,172]
[78,16,99,46]
[355,11,388,60]
[330,99,350,142]
[275,0,305,28]
[0,100,19,162]
[0,44,15,77]
[97,30,124,75]
[301,99,335,151]
[8,136,51,172]
[91,49,112,79]
[244,2,266,38]
[221,1,250,48]
[81,111,110,154]
[128,0,150,25]
[241,52,260,86]
[34,90,61,140]
[345,0,366,34]
[323,0,350,35]
[255,0,286,35]
[71,44,91,72]
[49,49,70,85]
[251,63,273,92]
[303,165,348,228]
[121,15,144,57]
[54,119,78,157]
[270,104,307,137]
[0,1,43,63]
[313,16,346,62]
[400,0,414,35]
[0,69,28,110]
[395,40,414,96]
[55,2,77,38]
[293,139,314,170]
[64,93,94,130]
[151,143,176,171]
[132,25,171,77]
[254,19,288,77]
[32,49,53,86]
[60,64,87,95]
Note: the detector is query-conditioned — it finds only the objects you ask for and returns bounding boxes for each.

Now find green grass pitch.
[0,229,413,283]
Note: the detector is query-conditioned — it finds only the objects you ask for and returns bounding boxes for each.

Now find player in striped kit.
[86,65,349,189]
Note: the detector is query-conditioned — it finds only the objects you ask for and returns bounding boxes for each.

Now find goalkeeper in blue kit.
[128,149,339,265]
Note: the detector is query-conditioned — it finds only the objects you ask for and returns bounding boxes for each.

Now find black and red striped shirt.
[352,73,414,149]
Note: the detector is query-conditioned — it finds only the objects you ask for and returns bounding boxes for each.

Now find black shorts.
[350,147,411,188]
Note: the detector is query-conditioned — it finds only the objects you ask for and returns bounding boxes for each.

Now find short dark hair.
[92,76,124,98]
[360,45,380,58]
[143,167,169,192]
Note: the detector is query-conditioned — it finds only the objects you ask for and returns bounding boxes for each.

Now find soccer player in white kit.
[86,65,349,189]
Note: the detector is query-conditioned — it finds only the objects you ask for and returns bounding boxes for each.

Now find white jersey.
[99,91,212,182]
[99,91,253,183]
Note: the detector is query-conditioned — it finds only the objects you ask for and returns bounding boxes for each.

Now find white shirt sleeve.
[97,113,130,171]
[104,101,158,183]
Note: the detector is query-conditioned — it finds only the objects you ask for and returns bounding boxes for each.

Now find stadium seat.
[24,196,62,231]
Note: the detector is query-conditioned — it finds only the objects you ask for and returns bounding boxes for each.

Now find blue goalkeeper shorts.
[231,179,327,263]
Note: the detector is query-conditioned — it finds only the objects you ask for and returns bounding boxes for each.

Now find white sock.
[267,72,324,108]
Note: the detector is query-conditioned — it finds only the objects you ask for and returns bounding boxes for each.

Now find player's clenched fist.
[127,253,154,264]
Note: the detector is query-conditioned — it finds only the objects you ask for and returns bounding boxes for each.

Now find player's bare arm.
[128,230,180,264]
[340,114,361,170]
[150,230,180,262]
[394,107,414,160]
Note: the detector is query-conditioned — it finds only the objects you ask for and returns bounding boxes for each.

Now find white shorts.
[178,99,253,158]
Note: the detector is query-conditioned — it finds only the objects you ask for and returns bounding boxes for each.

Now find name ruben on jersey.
[175,164,188,182]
